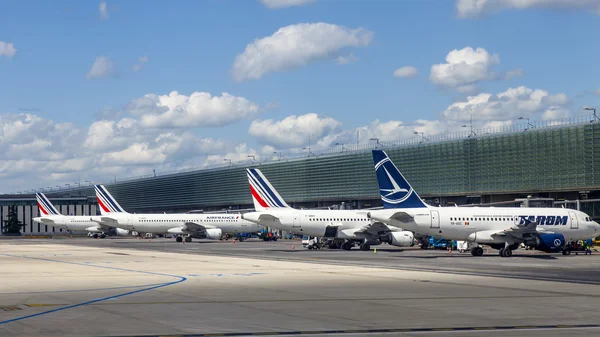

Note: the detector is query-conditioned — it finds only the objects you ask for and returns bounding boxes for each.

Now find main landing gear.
[470,246,484,256]
[175,236,192,243]
[498,247,513,257]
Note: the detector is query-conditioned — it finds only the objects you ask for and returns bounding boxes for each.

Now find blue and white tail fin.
[36,193,62,216]
[246,168,292,211]
[372,150,429,209]
[94,185,128,215]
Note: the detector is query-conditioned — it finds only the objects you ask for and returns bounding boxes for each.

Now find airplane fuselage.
[104,213,262,235]
[370,207,600,242]
[242,209,392,240]
[32,215,103,232]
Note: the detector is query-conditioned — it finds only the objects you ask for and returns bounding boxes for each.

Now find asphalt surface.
[2,238,600,337]
[59,237,600,285]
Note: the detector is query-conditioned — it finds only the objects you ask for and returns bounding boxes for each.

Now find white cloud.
[0,41,16,58]
[127,91,260,128]
[259,0,316,9]
[430,47,499,90]
[249,113,342,148]
[232,22,374,82]
[542,106,569,120]
[99,1,109,20]
[441,86,569,121]
[86,56,115,79]
[336,53,358,65]
[393,66,418,78]
[456,0,600,18]
[132,56,148,72]
[430,47,524,92]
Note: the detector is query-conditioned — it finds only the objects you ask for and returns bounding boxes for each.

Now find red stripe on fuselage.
[249,184,269,208]
[97,196,111,213]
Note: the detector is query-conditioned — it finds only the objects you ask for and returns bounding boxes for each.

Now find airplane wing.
[183,221,216,234]
[354,222,401,237]
[489,219,545,239]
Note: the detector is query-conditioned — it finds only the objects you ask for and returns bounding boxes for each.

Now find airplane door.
[430,210,440,228]
[569,211,579,229]
[293,213,300,228]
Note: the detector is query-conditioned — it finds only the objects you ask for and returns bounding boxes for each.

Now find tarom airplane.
[240,168,415,250]
[367,149,600,257]
[94,185,262,243]
[32,193,129,238]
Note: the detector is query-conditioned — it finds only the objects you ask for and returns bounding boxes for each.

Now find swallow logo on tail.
[372,150,429,209]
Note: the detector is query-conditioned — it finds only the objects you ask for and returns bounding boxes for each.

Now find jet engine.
[524,233,566,253]
[86,226,103,233]
[115,228,129,236]
[382,231,414,247]
[205,228,222,240]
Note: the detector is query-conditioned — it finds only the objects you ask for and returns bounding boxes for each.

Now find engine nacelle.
[383,231,414,247]
[86,226,103,233]
[116,228,129,236]
[467,230,507,244]
[205,228,222,240]
[525,233,566,253]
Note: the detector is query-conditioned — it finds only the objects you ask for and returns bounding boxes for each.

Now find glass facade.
[34,120,600,212]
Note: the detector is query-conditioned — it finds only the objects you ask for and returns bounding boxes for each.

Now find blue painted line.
[0,254,186,325]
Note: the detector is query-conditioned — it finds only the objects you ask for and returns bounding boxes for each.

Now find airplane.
[367,150,600,257]
[32,193,129,238]
[240,168,415,250]
[94,185,262,243]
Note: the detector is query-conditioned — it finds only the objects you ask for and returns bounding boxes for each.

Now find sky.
[1,0,600,193]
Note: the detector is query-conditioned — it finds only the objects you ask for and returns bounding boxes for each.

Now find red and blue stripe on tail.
[94,185,127,215]
[246,168,291,211]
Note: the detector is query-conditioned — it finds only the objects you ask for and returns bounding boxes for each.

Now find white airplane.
[240,168,415,250]
[94,185,262,243]
[32,193,129,238]
[367,150,600,257]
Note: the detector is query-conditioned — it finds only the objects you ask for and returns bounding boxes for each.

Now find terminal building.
[2,115,600,234]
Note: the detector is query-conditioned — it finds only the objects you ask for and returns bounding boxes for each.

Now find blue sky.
[1,0,600,193]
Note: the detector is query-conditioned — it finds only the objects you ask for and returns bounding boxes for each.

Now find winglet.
[246,168,292,211]
[372,150,429,209]
[94,185,128,215]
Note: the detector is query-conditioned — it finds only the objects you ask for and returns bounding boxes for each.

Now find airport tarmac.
[1,238,600,337]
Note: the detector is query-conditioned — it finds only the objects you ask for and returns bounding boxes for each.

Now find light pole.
[414,131,428,143]
[56,185,61,190]
[518,116,534,130]
[335,142,347,152]
[65,183,71,189]
[370,137,380,148]
[584,107,598,121]
[75,182,81,188]
[247,155,257,164]
[85,180,92,186]
[224,158,231,167]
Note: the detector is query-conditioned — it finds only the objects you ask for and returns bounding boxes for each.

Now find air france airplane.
[94,185,262,242]
[240,168,415,250]
[367,150,600,257]
[32,193,129,238]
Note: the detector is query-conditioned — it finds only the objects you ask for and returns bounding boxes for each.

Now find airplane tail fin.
[246,168,292,211]
[94,185,128,215]
[372,150,429,209]
[36,193,62,216]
